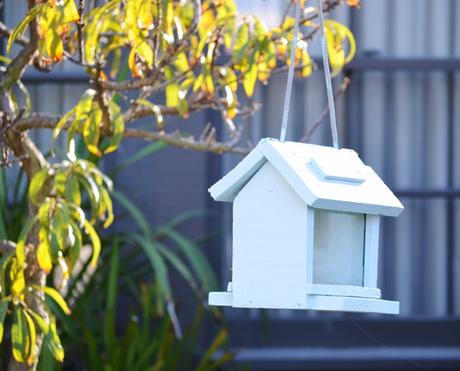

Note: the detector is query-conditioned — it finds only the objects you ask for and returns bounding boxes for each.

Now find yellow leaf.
[34,286,71,315]
[134,39,154,67]
[138,0,153,30]
[37,228,53,273]
[324,20,356,76]
[82,106,102,156]
[23,311,37,365]
[165,67,180,107]
[7,4,46,54]
[128,48,142,78]
[84,221,101,268]
[61,0,80,24]
[243,63,257,97]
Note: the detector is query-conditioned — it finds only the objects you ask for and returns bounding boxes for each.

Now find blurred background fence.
[3,0,460,369]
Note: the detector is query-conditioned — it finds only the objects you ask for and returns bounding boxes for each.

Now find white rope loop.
[318,0,339,148]
[279,0,301,142]
[279,0,339,149]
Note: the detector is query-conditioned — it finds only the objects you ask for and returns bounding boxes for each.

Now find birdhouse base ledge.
[208,291,399,314]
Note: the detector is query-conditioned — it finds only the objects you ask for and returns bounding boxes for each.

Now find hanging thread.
[318,0,339,148]
[279,0,301,142]
[279,0,339,149]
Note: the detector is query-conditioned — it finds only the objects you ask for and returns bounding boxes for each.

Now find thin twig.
[77,0,86,64]
[300,77,350,142]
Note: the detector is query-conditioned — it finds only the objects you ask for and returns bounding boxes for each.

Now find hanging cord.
[318,0,339,148]
[279,0,339,148]
[279,0,301,142]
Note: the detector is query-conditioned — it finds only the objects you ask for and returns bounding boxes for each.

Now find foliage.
[0,0,357,369]
[36,201,231,371]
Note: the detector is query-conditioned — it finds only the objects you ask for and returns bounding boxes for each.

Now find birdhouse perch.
[208,138,404,314]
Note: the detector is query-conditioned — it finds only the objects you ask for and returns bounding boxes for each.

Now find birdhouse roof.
[209,138,404,217]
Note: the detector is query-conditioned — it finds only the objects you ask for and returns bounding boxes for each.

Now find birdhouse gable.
[209,138,403,217]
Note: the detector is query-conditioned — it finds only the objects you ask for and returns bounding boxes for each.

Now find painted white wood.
[209,291,233,306]
[209,139,404,217]
[232,162,309,309]
[363,215,380,288]
[307,284,381,299]
[310,154,365,184]
[208,291,399,314]
[306,295,399,314]
[313,210,365,286]
[305,207,315,286]
[209,139,403,313]
[208,146,266,202]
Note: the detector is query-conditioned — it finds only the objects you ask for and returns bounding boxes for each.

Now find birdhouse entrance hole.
[313,209,365,287]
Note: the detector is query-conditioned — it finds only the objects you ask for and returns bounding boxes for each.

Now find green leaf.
[43,316,64,362]
[7,4,45,54]
[156,242,198,293]
[112,191,150,236]
[103,101,125,154]
[54,170,67,196]
[12,307,29,363]
[233,22,250,64]
[29,168,51,205]
[75,173,100,222]
[26,309,50,335]
[0,169,8,240]
[132,234,172,303]
[160,227,218,291]
[0,254,13,298]
[67,221,82,270]
[0,301,8,342]
[52,107,76,150]
[66,176,81,205]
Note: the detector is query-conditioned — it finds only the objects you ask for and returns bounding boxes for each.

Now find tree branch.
[0,240,16,254]
[1,0,39,91]
[123,129,248,155]
[14,113,249,155]
[0,21,29,47]
[300,77,350,142]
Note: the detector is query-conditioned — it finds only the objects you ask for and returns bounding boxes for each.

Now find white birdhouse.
[208,138,404,314]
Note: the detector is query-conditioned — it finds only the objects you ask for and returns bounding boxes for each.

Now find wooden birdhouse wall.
[312,210,366,286]
[232,162,310,309]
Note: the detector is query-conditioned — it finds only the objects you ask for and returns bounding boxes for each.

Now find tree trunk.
[1,93,48,371]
